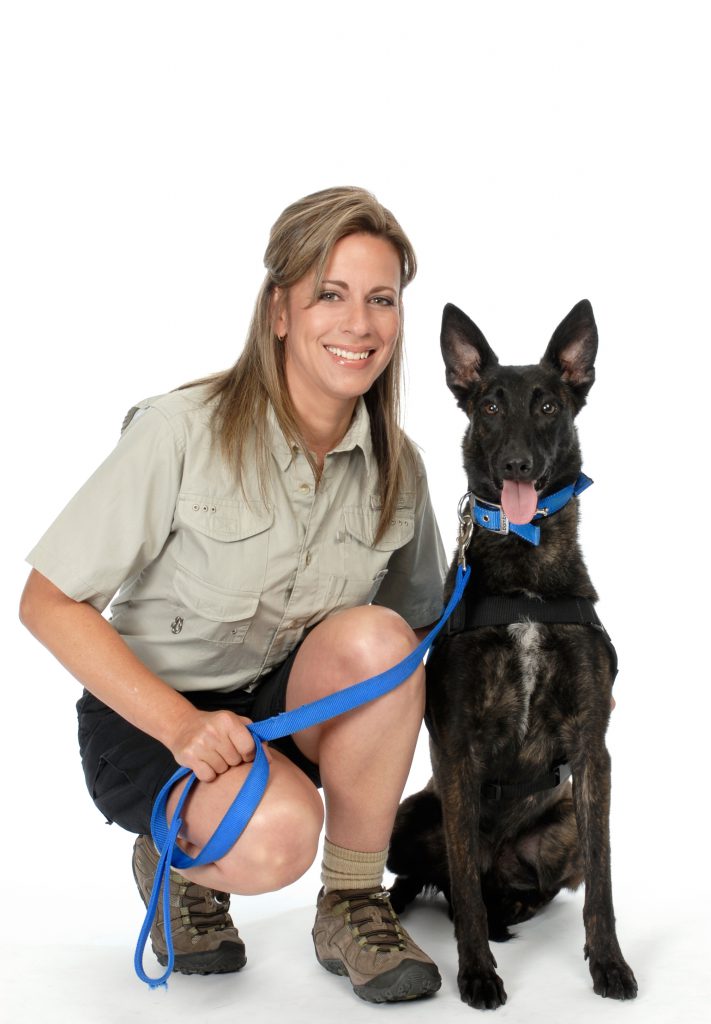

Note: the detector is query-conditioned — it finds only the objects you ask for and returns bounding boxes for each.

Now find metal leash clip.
[457,492,474,569]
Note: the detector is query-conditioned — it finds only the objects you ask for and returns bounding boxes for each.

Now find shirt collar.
[267,397,375,477]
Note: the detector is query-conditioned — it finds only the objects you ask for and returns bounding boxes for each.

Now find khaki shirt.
[27,384,447,693]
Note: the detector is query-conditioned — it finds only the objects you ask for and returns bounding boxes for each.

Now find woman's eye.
[541,401,557,415]
[370,295,395,306]
[319,291,340,301]
[483,401,499,416]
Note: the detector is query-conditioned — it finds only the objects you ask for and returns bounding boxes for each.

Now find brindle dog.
[388,300,637,1009]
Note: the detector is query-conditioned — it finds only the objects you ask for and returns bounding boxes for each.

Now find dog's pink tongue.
[501,479,539,524]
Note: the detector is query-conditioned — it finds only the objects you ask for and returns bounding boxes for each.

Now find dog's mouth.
[498,475,549,525]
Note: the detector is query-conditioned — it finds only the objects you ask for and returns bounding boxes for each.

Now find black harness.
[437,592,618,802]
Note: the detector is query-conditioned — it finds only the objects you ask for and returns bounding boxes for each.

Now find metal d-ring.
[457,492,474,568]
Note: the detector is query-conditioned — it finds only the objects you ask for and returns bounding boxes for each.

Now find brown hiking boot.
[312,886,441,1003]
[132,834,246,975]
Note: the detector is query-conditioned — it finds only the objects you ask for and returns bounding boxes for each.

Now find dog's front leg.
[438,760,507,1010]
[572,743,638,1000]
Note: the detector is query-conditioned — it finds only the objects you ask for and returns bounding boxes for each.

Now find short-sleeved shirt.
[27,384,447,694]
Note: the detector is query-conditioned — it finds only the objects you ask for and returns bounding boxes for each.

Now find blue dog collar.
[466,473,593,546]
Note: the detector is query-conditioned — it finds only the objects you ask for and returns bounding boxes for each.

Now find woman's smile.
[324,344,375,363]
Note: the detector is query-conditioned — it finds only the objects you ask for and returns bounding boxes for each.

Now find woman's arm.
[19,569,259,781]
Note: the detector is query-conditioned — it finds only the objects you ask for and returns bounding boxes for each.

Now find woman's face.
[274,232,402,416]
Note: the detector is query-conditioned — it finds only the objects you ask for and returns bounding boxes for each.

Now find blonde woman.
[20,187,446,1003]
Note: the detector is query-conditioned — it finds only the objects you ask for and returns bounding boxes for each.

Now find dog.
[387,300,637,1009]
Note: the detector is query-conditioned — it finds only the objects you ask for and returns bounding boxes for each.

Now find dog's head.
[441,300,597,524]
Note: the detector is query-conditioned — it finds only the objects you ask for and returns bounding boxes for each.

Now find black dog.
[388,300,637,1009]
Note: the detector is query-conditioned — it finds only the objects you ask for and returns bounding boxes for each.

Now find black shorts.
[77,647,321,836]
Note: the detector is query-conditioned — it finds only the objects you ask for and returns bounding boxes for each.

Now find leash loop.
[134,562,472,987]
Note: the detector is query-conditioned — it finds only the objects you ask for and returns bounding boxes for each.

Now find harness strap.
[447,594,602,634]
[481,760,571,801]
[135,563,472,988]
[443,593,618,682]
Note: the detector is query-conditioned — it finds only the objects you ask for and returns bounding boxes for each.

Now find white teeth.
[325,346,372,361]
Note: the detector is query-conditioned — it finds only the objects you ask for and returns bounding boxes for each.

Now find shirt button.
[298,482,311,494]
[305,551,312,566]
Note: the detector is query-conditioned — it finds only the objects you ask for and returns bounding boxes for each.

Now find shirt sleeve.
[26,405,183,612]
[373,449,448,629]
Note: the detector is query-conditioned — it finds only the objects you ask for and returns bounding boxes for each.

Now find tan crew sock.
[320,837,388,893]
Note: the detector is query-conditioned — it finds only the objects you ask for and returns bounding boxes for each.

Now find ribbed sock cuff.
[320,837,388,893]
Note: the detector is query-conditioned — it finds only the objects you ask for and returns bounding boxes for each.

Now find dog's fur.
[387,301,637,1009]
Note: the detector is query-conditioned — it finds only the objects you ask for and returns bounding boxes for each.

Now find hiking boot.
[312,886,441,1003]
[132,834,246,975]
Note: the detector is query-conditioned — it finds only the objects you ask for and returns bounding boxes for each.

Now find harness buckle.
[553,762,572,786]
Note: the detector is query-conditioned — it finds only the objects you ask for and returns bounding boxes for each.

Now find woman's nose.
[341,301,372,336]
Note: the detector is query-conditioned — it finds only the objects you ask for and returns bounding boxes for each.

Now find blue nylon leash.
[135,562,472,987]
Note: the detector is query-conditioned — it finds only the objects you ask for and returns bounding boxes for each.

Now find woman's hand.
[168,708,271,782]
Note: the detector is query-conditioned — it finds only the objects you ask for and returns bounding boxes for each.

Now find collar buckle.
[472,497,510,535]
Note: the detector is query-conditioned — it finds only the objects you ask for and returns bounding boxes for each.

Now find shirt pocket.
[331,493,416,609]
[173,566,259,645]
[173,494,273,593]
[170,495,273,644]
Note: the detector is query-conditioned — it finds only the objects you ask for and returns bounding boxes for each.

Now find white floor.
[2,795,708,1024]
[2,889,707,1024]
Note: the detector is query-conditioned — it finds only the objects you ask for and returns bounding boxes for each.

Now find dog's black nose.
[502,456,534,480]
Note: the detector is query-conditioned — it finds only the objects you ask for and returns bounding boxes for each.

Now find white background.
[2,2,709,1022]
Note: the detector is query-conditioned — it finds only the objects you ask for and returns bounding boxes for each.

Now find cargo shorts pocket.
[90,740,175,830]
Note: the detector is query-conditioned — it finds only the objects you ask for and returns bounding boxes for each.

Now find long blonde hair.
[198,186,418,542]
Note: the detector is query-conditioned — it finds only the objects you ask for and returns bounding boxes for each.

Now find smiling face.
[273,232,402,424]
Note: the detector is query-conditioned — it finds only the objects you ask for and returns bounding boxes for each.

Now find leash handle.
[135,564,471,987]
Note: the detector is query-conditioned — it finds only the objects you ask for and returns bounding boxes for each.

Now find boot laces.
[341,890,405,952]
[177,883,231,934]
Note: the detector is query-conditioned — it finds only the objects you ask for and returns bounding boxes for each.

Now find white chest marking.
[507,621,543,737]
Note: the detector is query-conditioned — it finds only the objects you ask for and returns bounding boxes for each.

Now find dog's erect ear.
[541,299,598,402]
[441,303,498,406]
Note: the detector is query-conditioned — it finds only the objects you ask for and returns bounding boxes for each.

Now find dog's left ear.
[541,299,598,406]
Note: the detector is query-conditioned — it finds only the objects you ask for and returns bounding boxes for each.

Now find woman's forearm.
[19,568,195,749]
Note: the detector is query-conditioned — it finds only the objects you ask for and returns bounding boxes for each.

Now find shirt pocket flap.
[343,506,415,552]
[174,567,260,622]
[177,496,274,541]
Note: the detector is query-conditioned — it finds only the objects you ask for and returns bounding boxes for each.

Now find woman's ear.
[271,287,288,340]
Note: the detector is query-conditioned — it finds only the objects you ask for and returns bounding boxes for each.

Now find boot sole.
[156,945,247,975]
[317,955,441,1003]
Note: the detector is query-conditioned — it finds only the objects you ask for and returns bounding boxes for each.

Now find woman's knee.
[236,768,324,891]
[179,756,324,894]
[294,605,424,698]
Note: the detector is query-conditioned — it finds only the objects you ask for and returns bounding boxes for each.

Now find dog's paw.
[587,955,638,1000]
[458,965,507,1010]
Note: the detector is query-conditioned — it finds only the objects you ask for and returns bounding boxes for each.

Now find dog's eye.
[483,402,499,416]
[541,401,557,415]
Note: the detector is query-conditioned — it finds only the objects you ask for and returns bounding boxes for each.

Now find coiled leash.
[135,560,472,987]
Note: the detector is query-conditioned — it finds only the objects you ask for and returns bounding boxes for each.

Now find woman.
[20,187,447,1003]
